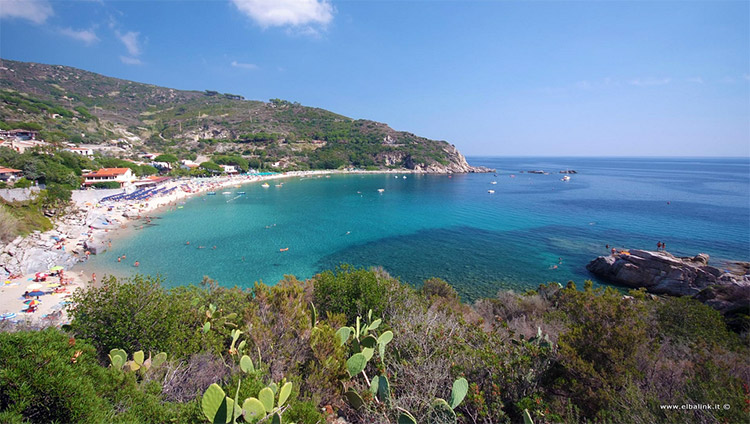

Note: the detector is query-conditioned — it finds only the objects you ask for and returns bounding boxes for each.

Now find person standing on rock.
[657,242,662,251]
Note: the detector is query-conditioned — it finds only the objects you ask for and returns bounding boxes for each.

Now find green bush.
[312,265,392,322]
[92,181,121,189]
[66,275,208,359]
[555,282,652,418]
[13,178,31,188]
[421,277,459,300]
[0,328,182,423]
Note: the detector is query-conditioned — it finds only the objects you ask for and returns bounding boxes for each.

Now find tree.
[138,164,158,176]
[154,154,178,163]
[213,155,249,172]
[200,161,222,173]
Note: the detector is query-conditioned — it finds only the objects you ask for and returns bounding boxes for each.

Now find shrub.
[313,265,392,322]
[65,275,208,359]
[92,181,121,189]
[0,328,181,423]
[555,283,653,418]
[421,277,459,300]
[655,296,741,349]
[0,207,19,242]
[13,178,31,188]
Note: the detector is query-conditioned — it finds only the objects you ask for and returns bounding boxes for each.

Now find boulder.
[587,249,750,316]
[84,236,108,255]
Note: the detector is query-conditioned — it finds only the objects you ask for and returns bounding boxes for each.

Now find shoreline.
[0,168,437,324]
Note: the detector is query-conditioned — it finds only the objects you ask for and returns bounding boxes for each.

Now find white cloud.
[59,27,99,45]
[231,0,334,28]
[231,61,259,70]
[116,31,141,56]
[629,77,671,87]
[0,0,53,24]
[685,77,703,84]
[119,56,142,65]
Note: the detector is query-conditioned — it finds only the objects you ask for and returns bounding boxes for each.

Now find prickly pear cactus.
[427,398,457,424]
[449,377,468,409]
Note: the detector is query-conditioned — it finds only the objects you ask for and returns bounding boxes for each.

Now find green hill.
[0,58,488,172]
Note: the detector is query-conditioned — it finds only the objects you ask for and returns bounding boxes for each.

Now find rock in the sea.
[84,236,108,255]
[587,249,750,316]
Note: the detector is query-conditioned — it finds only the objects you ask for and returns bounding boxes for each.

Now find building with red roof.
[82,168,135,188]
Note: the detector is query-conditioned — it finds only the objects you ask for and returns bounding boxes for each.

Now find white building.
[219,164,239,174]
[64,147,94,157]
[82,168,135,188]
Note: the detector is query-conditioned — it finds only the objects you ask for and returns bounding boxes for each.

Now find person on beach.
[662,242,666,251]
[611,247,617,256]
[117,256,121,262]
[91,273,96,283]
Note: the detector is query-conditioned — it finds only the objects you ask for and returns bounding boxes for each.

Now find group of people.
[657,241,667,251]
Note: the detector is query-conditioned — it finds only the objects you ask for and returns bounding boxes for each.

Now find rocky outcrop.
[0,231,79,276]
[377,144,493,174]
[587,249,750,315]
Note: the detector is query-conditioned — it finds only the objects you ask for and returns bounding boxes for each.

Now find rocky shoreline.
[587,249,750,318]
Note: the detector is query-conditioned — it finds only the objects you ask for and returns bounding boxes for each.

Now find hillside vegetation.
[0,267,747,423]
[0,59,481,172]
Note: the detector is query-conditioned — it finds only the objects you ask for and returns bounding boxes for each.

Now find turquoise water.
[83,157,750,300]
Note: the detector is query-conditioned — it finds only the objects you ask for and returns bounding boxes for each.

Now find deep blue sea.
[82,157,750,300]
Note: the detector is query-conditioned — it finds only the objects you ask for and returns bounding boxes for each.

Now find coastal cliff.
[587,249,750,316]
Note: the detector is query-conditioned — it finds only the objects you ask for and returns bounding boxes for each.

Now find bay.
[81,157,750,300]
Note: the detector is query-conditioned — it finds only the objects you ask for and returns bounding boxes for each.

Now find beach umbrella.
[27,283,43,290]
[49,266,64,272]
[0,312,16,320]
[24,300,41,306]
[27,290,45,297]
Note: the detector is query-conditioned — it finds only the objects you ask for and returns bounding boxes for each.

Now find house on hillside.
[0,167,22,182]
[64,146,94,158]
[0,129,38,140]
[0,137,48,153]
[82,168,135,188]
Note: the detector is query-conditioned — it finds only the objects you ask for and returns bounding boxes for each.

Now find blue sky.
[0,0,748,157]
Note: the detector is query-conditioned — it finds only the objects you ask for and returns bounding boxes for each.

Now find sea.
[80,157,750,301]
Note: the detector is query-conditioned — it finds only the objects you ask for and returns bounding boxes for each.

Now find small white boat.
[561,176,571,182]
[394,176,398,179]
[403,176,407,179]
[488,189,495,194]
[261,183,270,188]
[377,188,385,193]
[275,184,282,187]
[222,191,232,195]
[207,192,216,195]
[237,191,246,195]
[491,181,497,185]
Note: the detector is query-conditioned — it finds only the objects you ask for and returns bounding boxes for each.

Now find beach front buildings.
[82,168,135,188]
